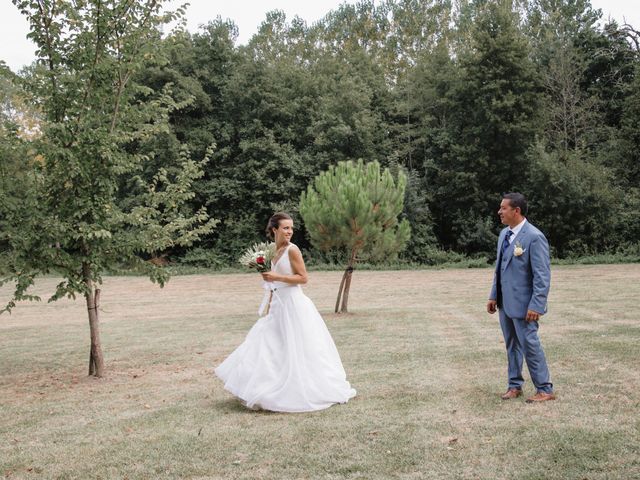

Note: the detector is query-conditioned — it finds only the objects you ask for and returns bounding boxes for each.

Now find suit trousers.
[499,309,553,393]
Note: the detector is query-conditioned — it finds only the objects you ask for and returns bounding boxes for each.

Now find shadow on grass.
[212,397,289,416]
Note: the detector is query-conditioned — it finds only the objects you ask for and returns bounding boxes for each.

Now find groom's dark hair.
[503,192,528,215]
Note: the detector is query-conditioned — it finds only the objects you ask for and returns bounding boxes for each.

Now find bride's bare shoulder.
[287,243,302,255]
[287,243,306,261]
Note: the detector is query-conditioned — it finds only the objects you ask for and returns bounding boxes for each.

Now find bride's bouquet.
[238,242,277,273]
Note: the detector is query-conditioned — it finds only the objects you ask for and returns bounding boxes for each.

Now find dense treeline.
[3,0,640,267]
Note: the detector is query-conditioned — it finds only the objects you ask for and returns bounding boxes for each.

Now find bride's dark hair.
[266,212,292,240]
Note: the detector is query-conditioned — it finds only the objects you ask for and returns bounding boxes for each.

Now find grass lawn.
[1,265,639,479]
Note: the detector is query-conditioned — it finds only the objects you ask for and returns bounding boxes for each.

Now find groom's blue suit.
[490,221,553,394]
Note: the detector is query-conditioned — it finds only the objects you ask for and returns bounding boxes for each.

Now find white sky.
[1,0,639,72]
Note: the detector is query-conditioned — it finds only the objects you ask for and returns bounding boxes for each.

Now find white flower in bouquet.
[239,242,276,272]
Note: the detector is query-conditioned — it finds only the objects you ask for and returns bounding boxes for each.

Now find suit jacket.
[490,221,551,319]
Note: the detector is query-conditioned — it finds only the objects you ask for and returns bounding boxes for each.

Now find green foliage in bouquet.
[299,160,410,313]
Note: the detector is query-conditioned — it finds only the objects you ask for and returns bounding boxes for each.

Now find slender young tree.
[0,0,217,377]
[299,160,410,313]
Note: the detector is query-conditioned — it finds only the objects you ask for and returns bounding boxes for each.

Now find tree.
[398,39,461,249]
[299,160,410,313]
[440,1,541,252]
[605,33,640,246]
[1,0,217,377]
[524,141,621,256]
[0,63,36,269]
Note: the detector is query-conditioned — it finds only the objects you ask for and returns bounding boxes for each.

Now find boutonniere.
[513,242,526,257]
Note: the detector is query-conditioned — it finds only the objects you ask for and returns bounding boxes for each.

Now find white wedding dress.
[215,244,356,412]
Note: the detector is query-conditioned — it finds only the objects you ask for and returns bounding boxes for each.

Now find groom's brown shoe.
[525,392,556,403]
[500,388,522,400]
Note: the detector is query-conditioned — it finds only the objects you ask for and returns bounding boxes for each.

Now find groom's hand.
[487,300,497,314]
[526,310,541,322]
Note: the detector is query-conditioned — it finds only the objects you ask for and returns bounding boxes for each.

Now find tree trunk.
[340,266,355,313]
[336,251,357,314]
[334,268,349,313]
[83,263,105,377]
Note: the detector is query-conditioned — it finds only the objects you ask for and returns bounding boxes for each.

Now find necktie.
[501,230,513,258]
[496,230,513,306]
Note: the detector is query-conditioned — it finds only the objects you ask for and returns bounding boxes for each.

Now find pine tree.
[299,160,410,313]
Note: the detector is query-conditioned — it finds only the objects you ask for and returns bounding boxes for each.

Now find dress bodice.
[272,244,294,277]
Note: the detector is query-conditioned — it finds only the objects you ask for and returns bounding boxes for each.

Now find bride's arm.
[261,245,308,285]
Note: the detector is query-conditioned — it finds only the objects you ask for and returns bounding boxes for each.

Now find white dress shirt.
[508,218,527,244]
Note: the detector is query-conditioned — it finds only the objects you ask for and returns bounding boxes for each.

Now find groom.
[487,193,555,403]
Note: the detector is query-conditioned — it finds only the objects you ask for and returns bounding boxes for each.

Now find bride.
[215,212,356,412]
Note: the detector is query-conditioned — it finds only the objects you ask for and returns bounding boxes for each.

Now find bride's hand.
[261,271,278,282]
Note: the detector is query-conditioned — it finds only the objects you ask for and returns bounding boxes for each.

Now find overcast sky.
[1,0,639,72]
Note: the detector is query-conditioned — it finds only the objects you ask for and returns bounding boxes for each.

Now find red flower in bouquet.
[239,242,276,273]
